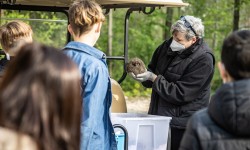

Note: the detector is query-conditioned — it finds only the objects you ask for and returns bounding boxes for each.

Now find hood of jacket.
[208,79,250,136]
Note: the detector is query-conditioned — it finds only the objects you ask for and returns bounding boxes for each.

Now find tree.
[233,0,240,31]
[164,8,173,39]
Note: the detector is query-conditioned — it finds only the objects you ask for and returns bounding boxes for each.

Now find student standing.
[64,0,117,150]
[0,43,81,150]
[179,30,250,150]
[0,20,33,74]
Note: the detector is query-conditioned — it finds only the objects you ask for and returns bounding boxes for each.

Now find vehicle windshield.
[0,10,68,48]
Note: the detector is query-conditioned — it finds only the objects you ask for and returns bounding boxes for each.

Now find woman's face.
[172,31,197,49]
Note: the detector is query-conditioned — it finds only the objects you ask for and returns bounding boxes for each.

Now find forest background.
[1,0,250,98]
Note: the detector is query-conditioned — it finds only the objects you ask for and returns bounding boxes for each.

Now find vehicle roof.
[97,0,188,8]
[2,0,188,9]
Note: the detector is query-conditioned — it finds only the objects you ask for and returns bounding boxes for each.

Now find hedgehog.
[126,57,146,75]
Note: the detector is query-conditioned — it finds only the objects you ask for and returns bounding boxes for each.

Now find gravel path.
[126,97,150,113]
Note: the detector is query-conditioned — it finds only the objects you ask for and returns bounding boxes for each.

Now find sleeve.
[142,42,165,88]
[80,65,109,149]
[179,114,202,150]
[152,53,214,105]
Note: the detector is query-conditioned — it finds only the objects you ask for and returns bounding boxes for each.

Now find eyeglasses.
[180,16,197,36]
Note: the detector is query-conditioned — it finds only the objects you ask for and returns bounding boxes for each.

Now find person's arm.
[152,53,214,105]
[141,41,166,88]
[81,65,109,149]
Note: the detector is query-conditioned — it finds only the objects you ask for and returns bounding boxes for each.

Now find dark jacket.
[143,38,215,128]
[179,79,250,150]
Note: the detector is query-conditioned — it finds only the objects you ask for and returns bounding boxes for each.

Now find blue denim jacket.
[64,42,117,150]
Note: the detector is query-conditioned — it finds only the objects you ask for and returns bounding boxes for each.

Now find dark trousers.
[170,127,185,150]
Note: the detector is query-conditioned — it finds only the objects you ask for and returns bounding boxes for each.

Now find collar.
[178,38,203,58]
[64,41,106,60]
[6,53,10,60]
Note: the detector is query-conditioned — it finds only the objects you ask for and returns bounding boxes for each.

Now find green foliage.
[97,0,250,97]
[1,1,249,97]
[182,0,249,94]
[97,9,168,97]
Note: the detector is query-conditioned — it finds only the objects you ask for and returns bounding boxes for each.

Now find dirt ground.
[125,97,150,113]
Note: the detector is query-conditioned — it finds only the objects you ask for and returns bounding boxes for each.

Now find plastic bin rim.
[111,113,172,121]
[112,117,172,120]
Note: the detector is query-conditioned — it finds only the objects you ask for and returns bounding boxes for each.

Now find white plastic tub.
[111,113,171,150]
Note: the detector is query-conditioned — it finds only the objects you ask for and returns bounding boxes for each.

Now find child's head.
[0,43,81,150]
[0,20,32,56]
[68,0,105,37]
[219,30,250,82]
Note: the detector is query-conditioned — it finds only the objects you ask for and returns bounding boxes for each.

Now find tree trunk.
[108,10,113,75]
[164,8,173,40]
[233,0,240,31]
[212,0,218,49]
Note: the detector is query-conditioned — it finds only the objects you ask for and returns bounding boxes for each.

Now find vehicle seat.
[111,78,127,113]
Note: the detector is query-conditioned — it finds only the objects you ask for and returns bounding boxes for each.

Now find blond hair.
[0,20,32,55]
[68,0,105,36]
